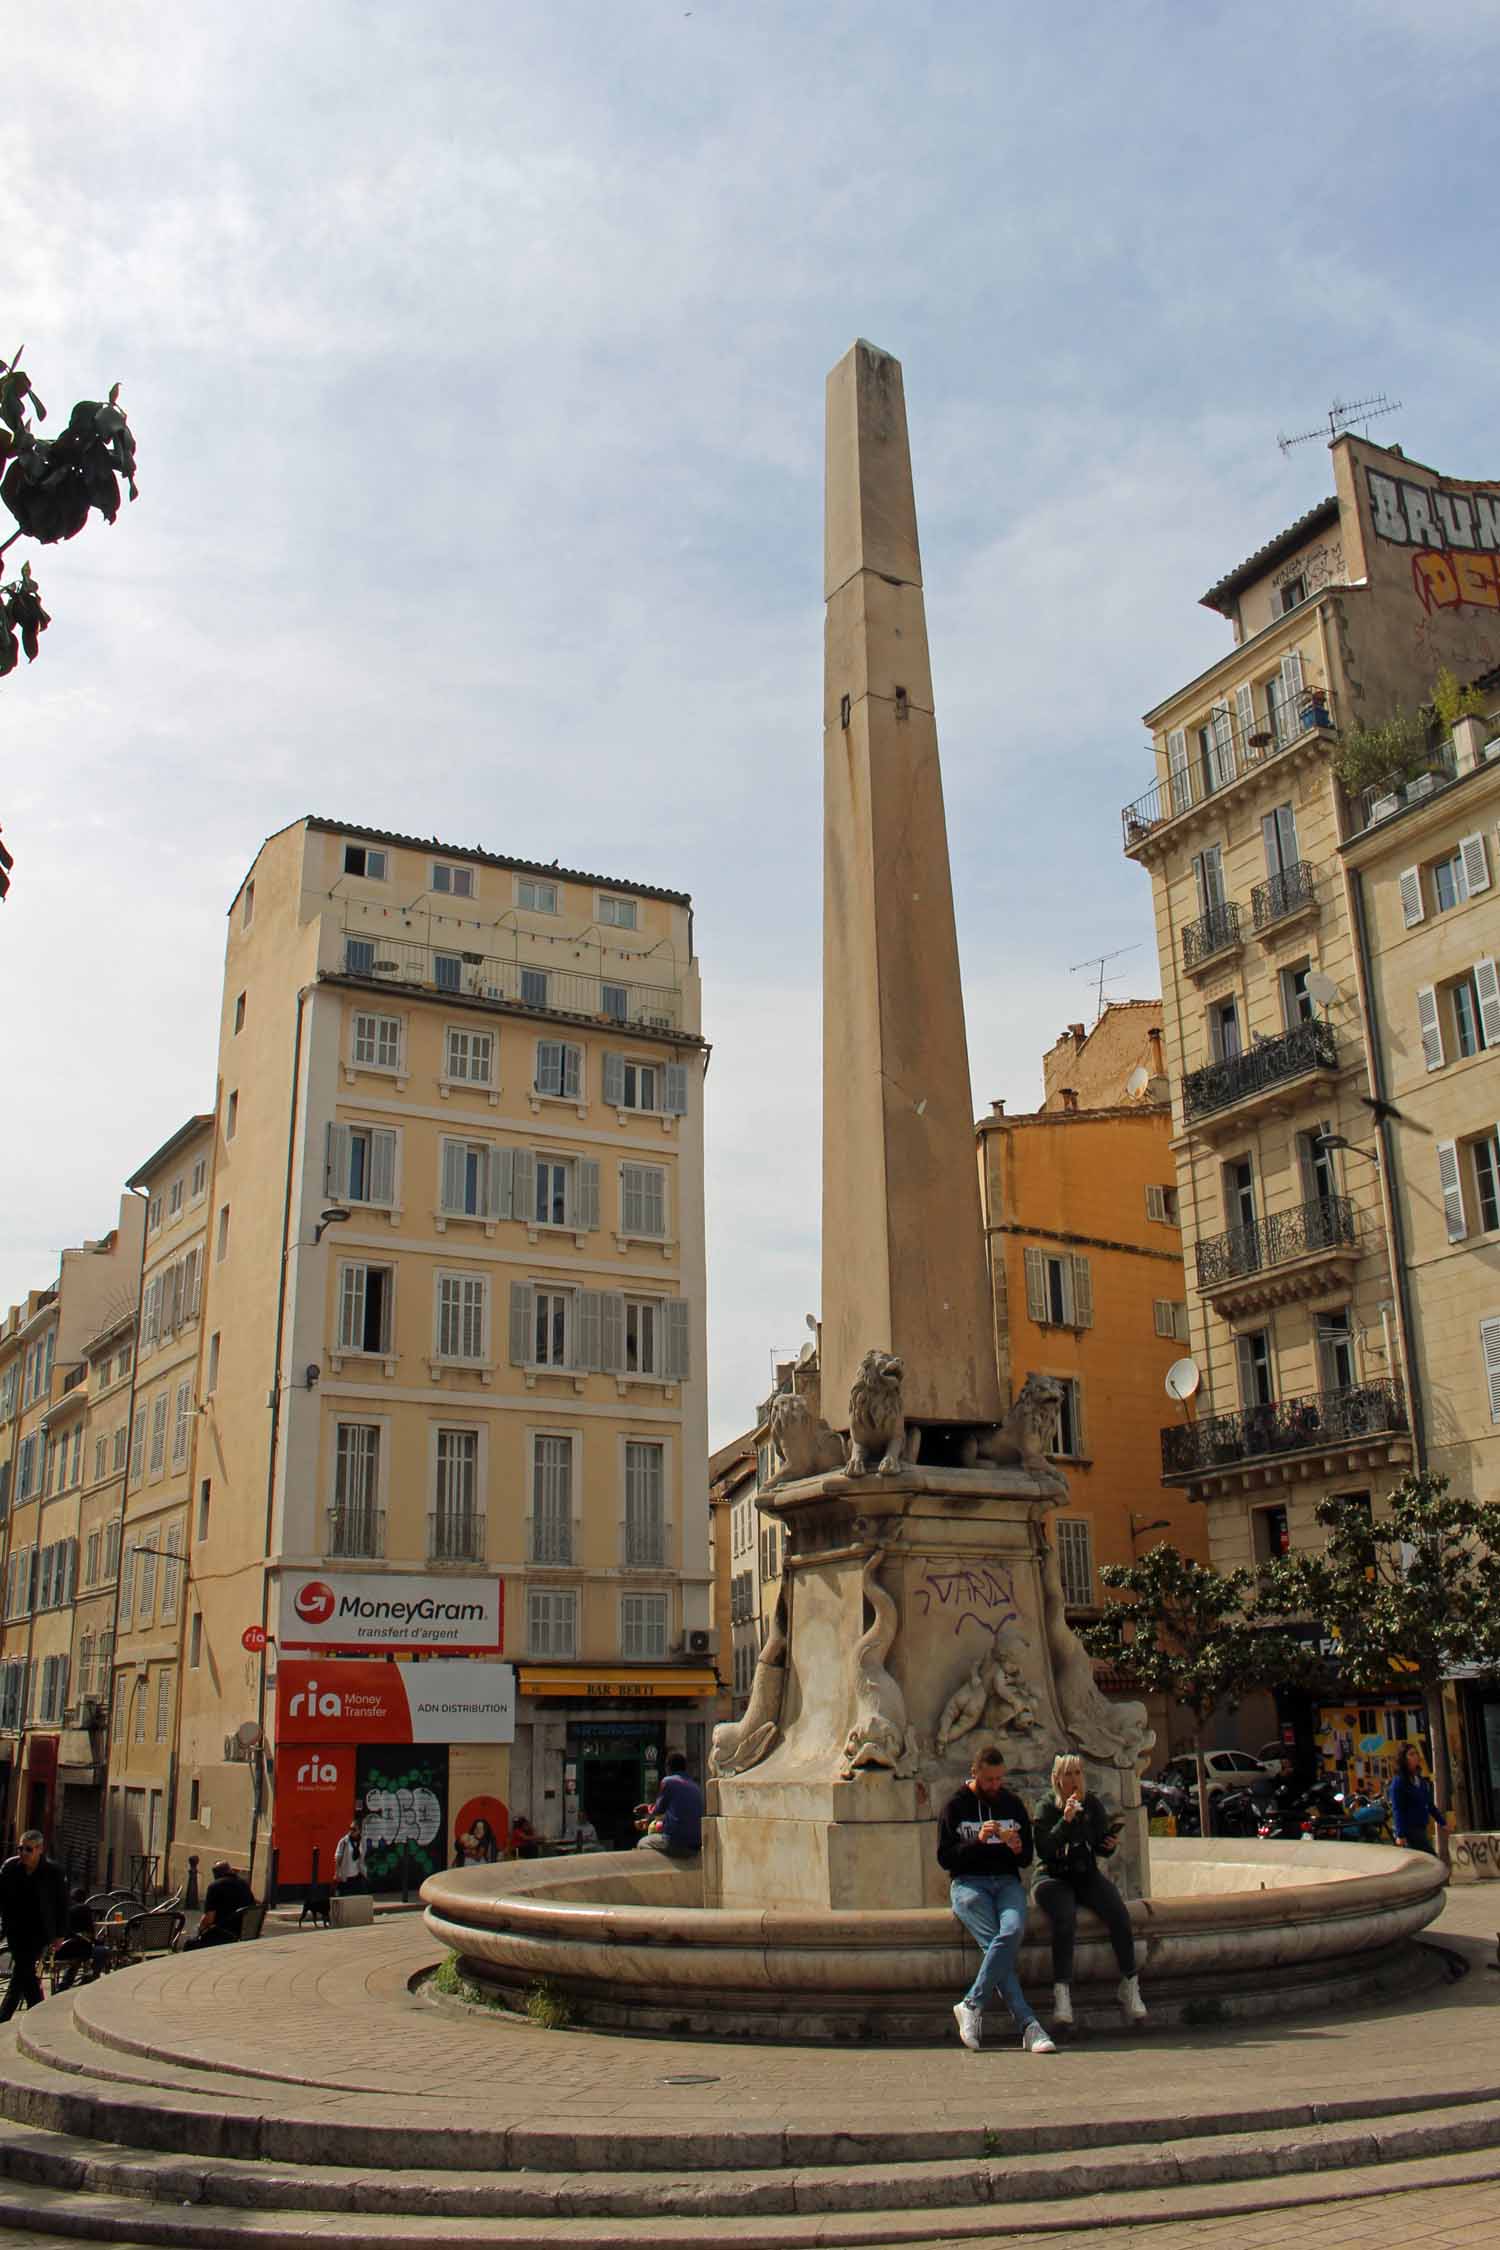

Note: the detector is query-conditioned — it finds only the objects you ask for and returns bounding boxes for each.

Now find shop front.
[513,1664,718,1847]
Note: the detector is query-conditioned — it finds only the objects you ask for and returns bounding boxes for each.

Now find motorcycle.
[1141,1776,1199,1837]
[1209,1782,1270,1838]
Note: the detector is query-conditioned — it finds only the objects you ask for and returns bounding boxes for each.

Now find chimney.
[1061,1088,1079,1113]
[1068,1024,1086,1047]
[1147,1026,1165,1072]
[990,1099,1006,1116]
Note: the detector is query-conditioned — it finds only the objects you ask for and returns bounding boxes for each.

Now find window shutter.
[512,1149,535,1224]
[1482,1316,1500,1425]
[575,1290,603,1372]
[1280,649,1305,715]
[1474,958,1500,1049]
[663,1299,691,1380]
[1145,1184,1166,1223]
[621,1164,644,1235]
[490,1146,513,1221]
[1416,985,1444,1073]
[1154,1300,1175,1340]
[1235,681,1256,746]
[1208,701,1234,788]
[603,1051,625,1107]
[187,1246,202,1317]
[440,1140,466,1213]
[64,1540,76,1606]
[578,1159,600,1231]
[1024,1246,1047,1322]
[561,1044,582,1102]
[339,1264,365,1350]
[1166,727,1190,813]
[665,1063,689,1115]
[1070,1255,1093,1328]
[371,1130,397,1206]
[1460,832,1492,897]
[1437,1140,1468,1242]
[1398,867,1424,927]
[508,1281,534,1366]
[602,1292,626,1375]
[325,1123,350,1198]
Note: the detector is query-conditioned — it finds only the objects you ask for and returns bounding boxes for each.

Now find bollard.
[184,1855,200,1909]
[269,1848,281,1908]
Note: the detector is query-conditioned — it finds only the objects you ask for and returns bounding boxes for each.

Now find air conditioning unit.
[685,1627,719,1658]
[645,1015,673,1029]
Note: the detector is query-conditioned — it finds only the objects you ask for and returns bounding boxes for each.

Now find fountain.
[422,343,1446,2037]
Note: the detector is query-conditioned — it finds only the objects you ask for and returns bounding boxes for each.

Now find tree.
[1080,1545,1317,1838]
[1258,1474,1500,1828]
[0,349,137,677]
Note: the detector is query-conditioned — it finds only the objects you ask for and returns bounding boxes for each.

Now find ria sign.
[278,1567,503,1652]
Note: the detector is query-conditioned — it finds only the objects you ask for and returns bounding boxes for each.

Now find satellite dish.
[1306,971,1339,1008]
[1165,1358,1201,1403]
[235,1720,264,1750]
[1125,1064,1149,1097]
[797,1340,816,1366]
[805,1313,819,1335]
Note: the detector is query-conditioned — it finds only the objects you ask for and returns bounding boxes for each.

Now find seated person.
[509,1815,540,1860]
[184,1860,256,1948]
[1033,1754,1145,2028]
[634,1752,702,1857]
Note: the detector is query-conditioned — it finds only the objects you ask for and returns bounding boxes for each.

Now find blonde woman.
[1033,1753,1146,2029]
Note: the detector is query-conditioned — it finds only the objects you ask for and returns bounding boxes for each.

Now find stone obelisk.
[821,341,1001,1431]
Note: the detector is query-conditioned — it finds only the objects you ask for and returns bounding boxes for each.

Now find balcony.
[1346,736,1460,838]
[429,1508,486,1564]
[530,1519,574,1567]
[1251,858,1319,934]
[624,1522,666,1570]
[1182,900,1243,974]
[326,1505,385,1560]
[1181,1018,1339,1131]
[1162,1377,1409,1488]
[1195,1195,1359,1318]
[337,926,684,1032]
[1122,686,1337,853]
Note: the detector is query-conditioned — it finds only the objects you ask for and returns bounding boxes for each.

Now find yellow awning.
[518,1665,719,1701]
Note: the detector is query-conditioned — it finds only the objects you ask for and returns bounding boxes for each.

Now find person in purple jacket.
[635,1751,703,1857]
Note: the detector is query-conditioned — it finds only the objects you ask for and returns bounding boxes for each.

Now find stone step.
[2,2145,1500,2249]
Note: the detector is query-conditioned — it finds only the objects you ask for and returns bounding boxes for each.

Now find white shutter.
[370,1130,396,1206]
[603,1051,625,1107]
[186,1246,202,1317]
[1070,1255,1093,1329]
[508,1281,533,1366]
[665,1063,688,1115]
[1166,728,1190,814]
[602,1292,626,1375]
[1474,959,1500,1049]
[1437,1140,1467,1242]
[575,1290,603,1372]
[621,1164,644,1235]
[490,1146,513,1221]
[1024,1246,1047,1321]
[663,1299,691,1380]
[511,1150,536,1227]
[1398,867,1424,927]
[577,1159,600,1231]
[561,1044,582,1101]
[536,1042,561,1096]
[1416,985,1445,1072]
[325,1123,350,1198]
[1154,1300,1176,1339]
[339,1264,366,1350]
[1235,681,1256,748]
[1482,1317,1500,1424]
[440,1140,466,1214]
[1208,701,1234,789]
[1145,1185,1167,1223]
[1281,649,1305,721]
[462,1278,486,1360]
[1460,832,1492,896]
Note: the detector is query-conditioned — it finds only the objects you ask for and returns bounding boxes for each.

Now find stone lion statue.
[967,1373,1066,1475]
[768,1391,845,1483]
[847,1349,908,1477]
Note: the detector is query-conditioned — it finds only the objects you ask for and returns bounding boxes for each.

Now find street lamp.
[1313,1132,1379,1169]
[313,1206,351,1244]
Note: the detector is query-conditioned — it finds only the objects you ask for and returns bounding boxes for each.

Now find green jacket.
[1033,1791,1114,1881]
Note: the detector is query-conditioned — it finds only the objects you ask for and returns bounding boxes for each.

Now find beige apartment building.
[104,1118,214,1892]
[65,1311,134,1881]
[172,817,712,1890]
[1121,432,1500,1783]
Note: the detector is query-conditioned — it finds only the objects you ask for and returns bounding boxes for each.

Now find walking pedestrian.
[1388,1743,1446,1855]
[0,1831,68,2019]
[1033,1753,1146,2028]
[333,1817,368,1895]
[938,1745,1055,2054]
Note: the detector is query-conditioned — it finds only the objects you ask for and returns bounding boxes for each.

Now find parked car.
[1158,1750,1279,1802]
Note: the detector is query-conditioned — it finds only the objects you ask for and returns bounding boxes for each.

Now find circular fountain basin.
[421,1838,1447,2041]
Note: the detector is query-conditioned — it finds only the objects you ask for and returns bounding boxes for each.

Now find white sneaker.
[1022,2019,1058,2054]
[953,1999,983,2051]
[1118,1973,1148,2024]
[1052,1982,1074,2026]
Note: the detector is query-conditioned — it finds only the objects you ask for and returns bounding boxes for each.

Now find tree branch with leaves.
[0,349,138,677]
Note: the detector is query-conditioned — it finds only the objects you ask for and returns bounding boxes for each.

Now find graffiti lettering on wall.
[915,1563,1019,1638]
[1413,548,1500,615]
[1368,470,1500,554]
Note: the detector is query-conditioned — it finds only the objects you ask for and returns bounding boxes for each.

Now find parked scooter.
[1209,1782,1270,1838]
[1142,1775,1200,1837]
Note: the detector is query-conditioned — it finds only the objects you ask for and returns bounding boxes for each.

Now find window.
[520,966,549,1009]
[172,1379,192,1467]
[216,1204,230,1261]
[1444,958,1500,1060]
[444,1027,495,1085]
[621,1592,667,1659]
[327,1123,398,1207]
[534,1040,582,1101]
[433,1430,481,1559]
[620,1163,667,1238]
[225,1092,238,1142]
[532,1287,570,1368]
[168,1177,184,1216]
[625,1441,665,1567]
[528,1587,577,1658]
[113,1425,127,1472]
[1279,575,1306,613]
[14,1434,36,1501]
[1210,998,1241,1062]
[0,1363,13,1418]
[431,860,475,898]
[155,1669,173,1742]
[38,1656,68,1726]
[1433,850,1467,914]
[85,1532,101,1586]
[1197,706,1234,793]
[602,982,628,1024]
[1253,1504,1290,1563]
[1280,961,1314,1027]
[242,880,255,928]
[345,936,376,975]
[116,1342,133,1378]
[435,1272,488,1363]
[233,992,245,1034]
[1191,842,1226,916]
[624,1296,661,1375]
[138,1540,158,1618]
[603,1051,688,1115]
[161,1524,183,1619]
[343,843,388,878]
[1145,1183,1179,1225]
[1482,1316,1500,1425]
[434,952,462,994]
[337,1263,394,1355]
[598,893,638,930]
[1053,1378,1084,1459]
[440,1137,503,1221]
[189,1779,201,1821]
[333,1424,381,1552]
[149,1393,168,1476]
[189,1611,203,1668]
[206,1332,221,1394]
[1154,1300,1189,1343]
[1470,1133,1500,1235]
[1055,1518,1094,1607]
[351,1011,402,1071]
[104,1519,120,1578]
[1023,1249,1093,1329]
[532,1435,573,1563]
[198,1479,211,1540]
[1237,1330,1273,1408]
[534,1156,572,1228]
[518,877,558,914]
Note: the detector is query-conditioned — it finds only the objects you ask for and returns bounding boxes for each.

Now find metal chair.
[237,1904,267,1943]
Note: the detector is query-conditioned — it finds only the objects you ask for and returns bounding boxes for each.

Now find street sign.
[241,1625,268,1653]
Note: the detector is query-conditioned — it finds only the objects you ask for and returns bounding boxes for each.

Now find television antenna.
[1278,394,1402,457]
[1069,943,1141,1022]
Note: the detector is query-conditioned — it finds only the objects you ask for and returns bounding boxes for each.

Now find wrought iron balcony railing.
[1195,1195,1356,1290]
[326,1505,385,1560]
[429,1508,486,1564]
[529,1518,573,1567]
[1251,859,1319,930]
[1182,900,1243,969]
[339,925,682,1031]
[1182,1017,1338,1123]
[624,1521,666,1569]
[1162,1377,1406,1479]
[1122,684,1337,847]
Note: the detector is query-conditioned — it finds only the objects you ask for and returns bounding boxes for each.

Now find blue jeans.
[950,1873,1036,2029]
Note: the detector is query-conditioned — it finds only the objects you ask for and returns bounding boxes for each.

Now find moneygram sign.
[278,1569,503,1652]
[275,1658,516,1745]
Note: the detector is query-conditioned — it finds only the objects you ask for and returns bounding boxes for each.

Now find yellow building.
[104,1118,214,1891]
[173,817,712,1888]
[63,1310,135,1884]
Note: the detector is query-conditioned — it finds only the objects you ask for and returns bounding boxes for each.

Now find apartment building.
[977,1010,1209,1636]
[0,1204,145,1853]
[712,1435,759,1710]
[63,1312,134,1880]
[1120,433,1500,1779]
[172,817,712,1888]
[104,1118,214,1891]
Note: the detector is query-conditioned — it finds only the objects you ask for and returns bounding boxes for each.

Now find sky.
[5,2,1496,1446]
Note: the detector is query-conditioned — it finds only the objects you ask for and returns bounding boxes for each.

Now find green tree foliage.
[1257,1474,1500,1817]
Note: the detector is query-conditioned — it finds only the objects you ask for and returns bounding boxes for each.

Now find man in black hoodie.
[0,1831,68,2020]
[937,1745,1055,2053]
